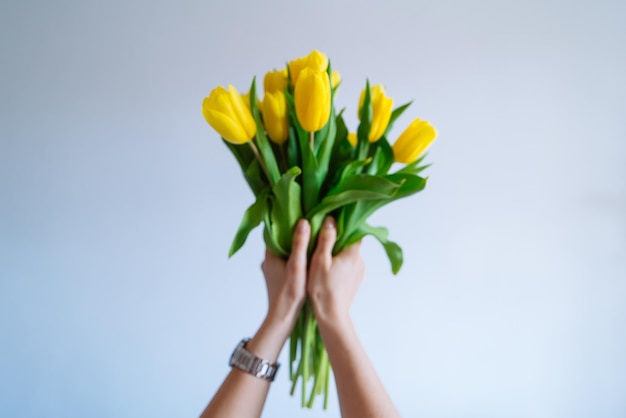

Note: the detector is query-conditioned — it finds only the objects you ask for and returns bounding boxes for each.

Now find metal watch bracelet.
[229,338,280,381]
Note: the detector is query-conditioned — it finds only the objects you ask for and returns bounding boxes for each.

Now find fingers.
[313,217,337,265]
[287,219,310,274]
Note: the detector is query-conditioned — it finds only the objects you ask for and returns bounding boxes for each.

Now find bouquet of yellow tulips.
[202,50,437,409]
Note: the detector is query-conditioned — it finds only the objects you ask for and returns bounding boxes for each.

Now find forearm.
[317,315,401,418]
[200,316,293,418]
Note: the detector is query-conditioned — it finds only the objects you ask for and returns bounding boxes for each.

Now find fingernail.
[297,219,307,232]
[324,217,335,229]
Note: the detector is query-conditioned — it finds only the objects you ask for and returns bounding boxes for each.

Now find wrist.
[315,311,358,354]
[314,307,352,334]
[245,317,292,363]
[263,308,298,340]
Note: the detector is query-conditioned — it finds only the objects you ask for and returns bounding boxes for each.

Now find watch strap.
[229,338,280,381]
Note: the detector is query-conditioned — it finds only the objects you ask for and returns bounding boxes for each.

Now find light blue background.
[1,1,625,417]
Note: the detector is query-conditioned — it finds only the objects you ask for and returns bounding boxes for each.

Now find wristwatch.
[229,338,280,381]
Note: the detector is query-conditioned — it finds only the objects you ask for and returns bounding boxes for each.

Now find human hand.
[307,217,366,326]
[261,219,310,331]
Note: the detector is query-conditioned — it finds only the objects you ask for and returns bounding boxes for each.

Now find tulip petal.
[295,67,331,132]
[392,119,438,163]
[358,84,393,142]
[264,68,288,94]
[228,84,257,139]
[370,95,393,142]
[347,132,357,147]
[288,49,328,85]
[203,104,249,144]
[262,91,289,144]
[331,71,341,89]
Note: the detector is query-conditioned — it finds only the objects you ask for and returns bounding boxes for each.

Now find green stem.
[280,143,288,171]
[290,355,303,396]
[323,357,330,410]
[301,302,313,406]
[307,343,329,407]
[289,313,301,381]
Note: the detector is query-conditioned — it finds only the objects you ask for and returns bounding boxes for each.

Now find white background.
[1,1,625,417]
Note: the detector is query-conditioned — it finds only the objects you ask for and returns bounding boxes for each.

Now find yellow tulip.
[358,84,393,142]
[347,132,357,147]
[241,90,262,114]
[241,91,251,112]
[392,118,438,164]
[262,91,289,144]
[288,50,328,85]
[264,68,288,94]
[294,67,331,132]
[202,84,257,144]
[331,71,341,89]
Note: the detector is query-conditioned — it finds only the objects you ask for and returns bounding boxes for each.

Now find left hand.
[261,219,310,331]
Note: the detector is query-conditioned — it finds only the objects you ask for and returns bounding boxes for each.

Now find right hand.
[307,216,366,325]
[261,219,311,334]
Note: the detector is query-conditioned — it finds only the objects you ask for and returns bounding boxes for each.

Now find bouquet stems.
[289,300,331,409]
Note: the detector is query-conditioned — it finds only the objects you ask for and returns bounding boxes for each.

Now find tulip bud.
[358,84,393,142]
[288,50,328,85]
[294,67,331,132]
[347,132,357,147]
[261,91,289,144]
[202,85,257,144]
[331,71,341,89]
[392,118,438,164]
[264,68,288,94]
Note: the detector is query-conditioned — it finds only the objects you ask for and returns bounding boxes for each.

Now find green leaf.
[335,108,347,131]
[356,79,372,162]
[342,174,426,233]
[326,111,354,188]
[228,188,270,257]
[223,139,254,170]
[365,138,395,176]
[250,77,281,185]
[284,92,305,172]
[263,221,288,257]
[300,139,320,215]
[284,90,307,143]
[385,101,412,137]
[286,126,301,169]
[224,140,267,196]
[395,153,429,175]
[327,173,401,198]
[307,174,401,220]
[339,158,371,183]
[270,166,303,252]
[385,173,428,200]
[375,138,395,175]
[342,223,404,274]
[335,173,427,250]
[285,89,319,214]
[243,158,267,197]
[364,224,403,274]
[315,103,337,186]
